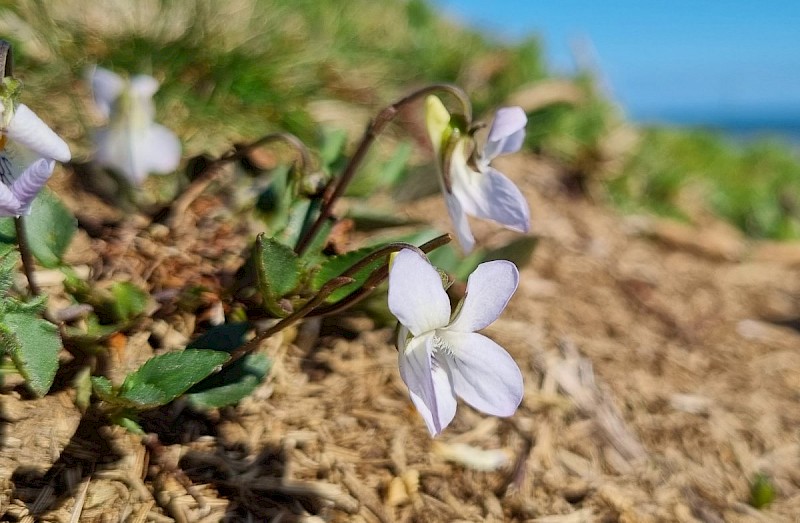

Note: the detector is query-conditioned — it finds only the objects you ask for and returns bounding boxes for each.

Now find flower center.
[432,333,454,357]
[0,135,14,185]
[0,156,12,186]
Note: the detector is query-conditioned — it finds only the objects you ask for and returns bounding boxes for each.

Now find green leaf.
[4,293,48,315]
[482,236,539,268]
[319,127,348,168]
[0,219,16,259]
[427,244,484,281]
[0,249,19,296]
[0,217,15,249]
[186,323,250,352]
[2,310,61,396]
[119,349,230,409]
[297,217,333,266]
[64,316,124,347]
[120,382,165,407]
[90,375,116,403]
[254,234,302,317]
[312,246,388,303]
[275,198,312,247]
[185,323,271,409]
[256,165,292,232]
[187,354,271,409]
[369,229,441,249]
[345,207,421,231]
[109,411,144,435]
[0,323,19,354]
[346,142,411,197]
[24,189,77,268]
[111,281,150,322]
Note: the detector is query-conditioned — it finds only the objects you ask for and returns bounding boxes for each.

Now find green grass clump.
[610,127,800,239]
[0,0,546,156]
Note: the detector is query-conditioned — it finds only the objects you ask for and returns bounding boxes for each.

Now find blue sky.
[435,1,800,123]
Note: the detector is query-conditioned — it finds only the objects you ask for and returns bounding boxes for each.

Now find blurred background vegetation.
[2,0,800,239]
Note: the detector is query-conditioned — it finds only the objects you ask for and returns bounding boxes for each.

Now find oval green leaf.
[119,349,229,409]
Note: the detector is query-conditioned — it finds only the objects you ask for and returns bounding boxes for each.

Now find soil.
[1,147,800,522]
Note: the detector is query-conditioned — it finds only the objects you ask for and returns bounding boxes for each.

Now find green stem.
[294,84,471,256]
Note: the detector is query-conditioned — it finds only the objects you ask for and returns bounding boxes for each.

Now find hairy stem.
[294,84,471,255]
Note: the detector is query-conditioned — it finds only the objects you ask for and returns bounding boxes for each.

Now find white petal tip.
[489,107,527,142]
[131,75,160,97]
[8,104,71,163]
[54,142,71,163]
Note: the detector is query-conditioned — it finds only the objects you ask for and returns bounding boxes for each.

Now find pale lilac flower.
[89,66,181,185]
[426,96,530,253]
[388,248,524,436]
[0,97,71,217]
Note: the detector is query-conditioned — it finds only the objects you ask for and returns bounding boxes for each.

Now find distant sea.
[632,107,800,147]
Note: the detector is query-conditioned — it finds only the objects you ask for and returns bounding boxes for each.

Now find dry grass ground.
[1,147,800,522]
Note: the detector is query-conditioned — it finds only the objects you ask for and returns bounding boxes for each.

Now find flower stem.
[14,216,39,296]
[225,234,448,358]
[294,84,471,256]
[224,276,354,367]
[308,233,452,317]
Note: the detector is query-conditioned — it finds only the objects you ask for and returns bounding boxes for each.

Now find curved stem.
[309,233,452,317]
[225,132,312,172]
[294,84,471,255]
[224,276,354,367]
[338,233,451,281]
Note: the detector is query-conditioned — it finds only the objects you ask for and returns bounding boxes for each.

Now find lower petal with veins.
[398,334,443,434]
[408,360,457,436]
[0,181,20,216]
[11,158,54,214]
[444,190,475,253]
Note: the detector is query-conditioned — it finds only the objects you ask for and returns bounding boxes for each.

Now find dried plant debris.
[1,152,799,520]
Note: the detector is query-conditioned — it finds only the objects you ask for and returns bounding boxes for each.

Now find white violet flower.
[89,66,181,185]
[426,95,530,253]
[0,78,71,217]
[388,248,524,436]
